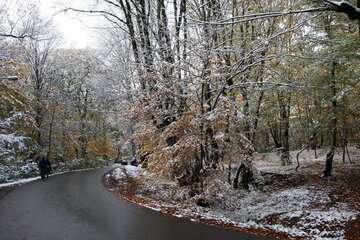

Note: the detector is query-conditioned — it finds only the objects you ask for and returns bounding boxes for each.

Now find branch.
[189,7,331,25]
[60,8,127,25]
[0,32,32,39]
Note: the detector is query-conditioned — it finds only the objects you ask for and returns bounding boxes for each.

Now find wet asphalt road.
[0,168,276,240]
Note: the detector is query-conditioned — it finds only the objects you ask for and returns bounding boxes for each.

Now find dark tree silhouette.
[324,0,360,19]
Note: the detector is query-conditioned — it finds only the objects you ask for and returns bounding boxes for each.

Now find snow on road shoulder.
[107,172,359,240]
[109,165,143,180]
[0,167,104,189]
[105,154,360,240]
[0,176,41,188]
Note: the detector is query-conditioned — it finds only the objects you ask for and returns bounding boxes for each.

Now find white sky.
[38,0,102,49]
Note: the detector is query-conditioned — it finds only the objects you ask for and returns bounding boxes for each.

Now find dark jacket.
[38,156,51,173]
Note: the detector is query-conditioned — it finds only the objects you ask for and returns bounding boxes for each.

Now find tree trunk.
[34,89,44,147]
[278,92,291,165]
[252,91,264,145]
[233,162,253,191]
[323,61,337,177]
[324,147,335,177]
[47,105,56,160]
[342,118,347,164]
[358,0,360,35]
[78,89,89,159]
[241,90,251,140]
[268,120,281,149]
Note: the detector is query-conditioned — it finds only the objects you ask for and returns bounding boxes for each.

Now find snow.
[254,146,360,175]
[268,225,308,237]
[266,204,357,239]
[232,186,330,221]
[107,170,359,240]
[0,167,104,188]
[283,208,356,225]
[192,186,356,239]
[147,206,161,212]
[193,185,355,239]
[0,133,27,150]
[106,148,360,239]
[0,112,27,128]
[0,176,41,188]
[125,165,142,177]
[110,165,142,180]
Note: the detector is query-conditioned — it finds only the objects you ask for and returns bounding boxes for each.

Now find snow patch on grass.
[274,207,357,240]
[232,187,330,221]
[198,185,356,239]
[267,224,308,237]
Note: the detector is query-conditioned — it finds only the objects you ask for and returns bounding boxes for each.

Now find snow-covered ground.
[106,147,360,240]
[110,165,143,180]
[254,146,360,174]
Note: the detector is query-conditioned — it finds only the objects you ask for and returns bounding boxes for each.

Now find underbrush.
[105,148,360,239]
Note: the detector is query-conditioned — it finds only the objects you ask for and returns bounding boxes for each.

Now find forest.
[0,0,360,238]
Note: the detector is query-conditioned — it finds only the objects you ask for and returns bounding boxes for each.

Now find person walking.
[36,154,52,180]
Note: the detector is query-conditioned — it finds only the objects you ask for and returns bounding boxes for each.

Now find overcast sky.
[38,0,101,49]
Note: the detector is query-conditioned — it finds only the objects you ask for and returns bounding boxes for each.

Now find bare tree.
[21,10,57,147]
[0,0,39,40]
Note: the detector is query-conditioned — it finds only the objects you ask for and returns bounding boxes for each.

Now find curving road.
[0,168,276,240]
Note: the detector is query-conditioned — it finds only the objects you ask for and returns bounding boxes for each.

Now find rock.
[130,159,138,166]
[120,160,128,165]
[115,159,128,165]
[165,136,177,146]
[196,197,210,208]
